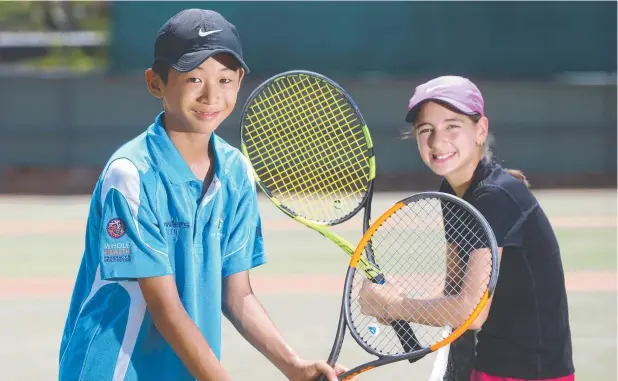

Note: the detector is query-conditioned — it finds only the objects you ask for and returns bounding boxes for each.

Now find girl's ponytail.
[504,168,530,188]
[482,133,530,188]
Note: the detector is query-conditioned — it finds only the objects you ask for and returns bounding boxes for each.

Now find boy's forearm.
[151,307,233,381]
[224,292,300,377]
[139,275,231,381]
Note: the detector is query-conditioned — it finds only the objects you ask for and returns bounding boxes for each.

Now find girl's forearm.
[391,295,475,327]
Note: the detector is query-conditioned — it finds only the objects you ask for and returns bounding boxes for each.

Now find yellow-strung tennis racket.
[240,70,421,358]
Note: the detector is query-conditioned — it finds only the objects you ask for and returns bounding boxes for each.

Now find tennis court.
[0,189,615,380]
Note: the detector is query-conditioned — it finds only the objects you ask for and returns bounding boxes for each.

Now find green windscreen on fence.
[110,2,616,79]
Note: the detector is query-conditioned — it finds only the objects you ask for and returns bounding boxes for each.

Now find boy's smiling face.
[147,53,244,134]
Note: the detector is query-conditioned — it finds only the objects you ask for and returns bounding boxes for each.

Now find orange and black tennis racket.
[317,192,499,381]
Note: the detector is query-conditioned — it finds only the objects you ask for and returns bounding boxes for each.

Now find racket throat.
[325,303,348,367]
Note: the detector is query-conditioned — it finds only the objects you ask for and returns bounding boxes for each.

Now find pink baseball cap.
[405,75,485,123]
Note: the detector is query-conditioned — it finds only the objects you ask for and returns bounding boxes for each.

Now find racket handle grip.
[390,320,423,364]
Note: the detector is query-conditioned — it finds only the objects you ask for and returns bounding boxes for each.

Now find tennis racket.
[239,70,420,358]
[316,192,499,381]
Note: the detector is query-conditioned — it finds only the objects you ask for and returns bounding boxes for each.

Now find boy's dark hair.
[151,53,242,85]
[152,60,170,84]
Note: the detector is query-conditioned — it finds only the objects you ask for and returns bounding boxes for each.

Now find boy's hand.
[285,357,355,381]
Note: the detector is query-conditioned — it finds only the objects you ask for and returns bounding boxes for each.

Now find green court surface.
[0,190,615,380]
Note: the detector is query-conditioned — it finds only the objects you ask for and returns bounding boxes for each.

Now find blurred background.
[0,1,616,193]
[0,2,616,381]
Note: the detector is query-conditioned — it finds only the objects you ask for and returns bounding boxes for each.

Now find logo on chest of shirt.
[210,217,225,239]
[164,220,190,239]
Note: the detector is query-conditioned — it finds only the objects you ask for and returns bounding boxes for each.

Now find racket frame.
[239,69,381,280]
[333,191,500,380]
[239,70,424,378]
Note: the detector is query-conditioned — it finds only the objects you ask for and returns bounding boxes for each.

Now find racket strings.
[246,78,364,182]
[247,79,368,207]
[253,80,368,185]
[243,74,372,223]
[349,198,494,356]
[442,202,487,258]
[249,86,366,185]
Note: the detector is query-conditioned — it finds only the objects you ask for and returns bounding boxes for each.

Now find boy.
[59,9,348,381]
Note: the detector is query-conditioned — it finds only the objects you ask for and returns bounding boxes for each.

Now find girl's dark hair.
[483,134,530,187]
[405,104,530,188]
[477,123,530,188]
[152,60,170,84]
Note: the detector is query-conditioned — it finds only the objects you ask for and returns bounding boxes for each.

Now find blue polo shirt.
[58,112,266,381]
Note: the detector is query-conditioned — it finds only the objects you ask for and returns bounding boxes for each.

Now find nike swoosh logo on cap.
[198,28,222,37]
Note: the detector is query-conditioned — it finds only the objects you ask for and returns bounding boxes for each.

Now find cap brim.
[405,97,477,123]
[172,49,250,74]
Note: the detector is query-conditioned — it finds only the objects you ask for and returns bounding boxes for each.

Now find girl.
[359,76,575,381]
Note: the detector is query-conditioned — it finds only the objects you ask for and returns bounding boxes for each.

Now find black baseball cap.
[153,9,249,73]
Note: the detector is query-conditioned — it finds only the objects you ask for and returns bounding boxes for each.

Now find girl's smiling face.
[414,101,487,180]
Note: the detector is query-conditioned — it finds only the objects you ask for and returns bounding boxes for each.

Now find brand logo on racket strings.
[367,323,380,337]
[333,199,343,210]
